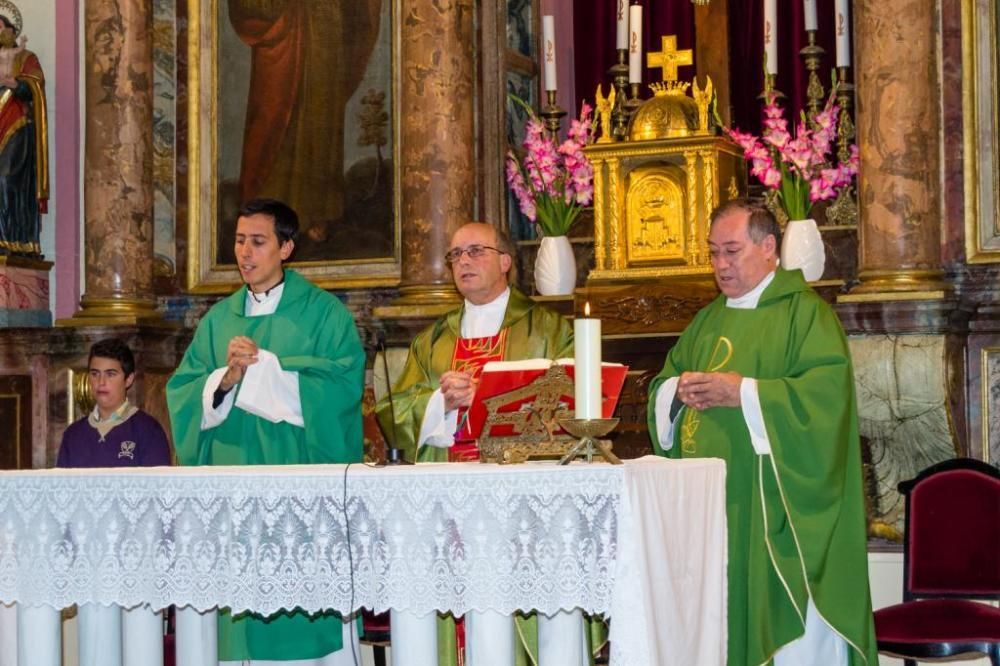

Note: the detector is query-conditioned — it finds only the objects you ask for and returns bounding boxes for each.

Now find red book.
[456,359,628,442]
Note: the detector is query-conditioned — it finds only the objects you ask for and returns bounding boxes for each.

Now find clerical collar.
[248,272,286,303]
[244,280,286,316]
[461,287,510,338]
[727,270,776,309]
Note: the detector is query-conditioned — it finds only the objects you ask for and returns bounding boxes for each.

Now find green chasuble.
[376,287,606,666]
[375,287,574,464]
[166,269,365,662]
[647,268,878,666]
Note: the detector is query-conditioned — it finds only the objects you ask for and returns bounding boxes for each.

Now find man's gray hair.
[710,198,782,248]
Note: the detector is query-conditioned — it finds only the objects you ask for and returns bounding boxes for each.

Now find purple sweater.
[57,410,172,468]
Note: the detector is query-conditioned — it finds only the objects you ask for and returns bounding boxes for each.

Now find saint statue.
[228,0,381,246]
[0,0,48,257]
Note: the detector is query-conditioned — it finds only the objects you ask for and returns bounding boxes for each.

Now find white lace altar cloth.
[0,456,727,666]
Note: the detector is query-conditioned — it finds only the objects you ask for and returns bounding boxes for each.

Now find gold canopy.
[629,82,701,141]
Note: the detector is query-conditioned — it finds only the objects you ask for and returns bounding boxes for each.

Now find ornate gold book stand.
[477,365,622,465]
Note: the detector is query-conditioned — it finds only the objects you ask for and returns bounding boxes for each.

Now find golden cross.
[646,35,693,82]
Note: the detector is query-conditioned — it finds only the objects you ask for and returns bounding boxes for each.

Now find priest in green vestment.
[166,198,365,665]
[376,222,601,666]
[647,199,878,666]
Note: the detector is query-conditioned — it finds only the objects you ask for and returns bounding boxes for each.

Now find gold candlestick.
[540,89,567,138]
[609,48,630,141]
[758,72,785,103]
[827,66,858,226]
[799,30,826,122]
[623,82,643,122]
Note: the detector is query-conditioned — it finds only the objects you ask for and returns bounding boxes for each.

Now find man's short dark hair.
[238,198,299,246]
[89,338,136,377]
[710,197,782,248]
[487,224,518,286]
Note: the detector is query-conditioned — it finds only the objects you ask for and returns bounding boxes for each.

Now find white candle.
[574,304,602,420]
[803,0,818,31]
[616,0,628,50]
[628,4,643,83]
[835,0,851,67]
[543,15,557,91]
[764,0,778,75]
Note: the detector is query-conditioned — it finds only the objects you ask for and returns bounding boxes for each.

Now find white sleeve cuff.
[201,367,235,430]
[418,389,458,448]
[740,377,771,455]
[653,377,681,451]
[234,349,304,427]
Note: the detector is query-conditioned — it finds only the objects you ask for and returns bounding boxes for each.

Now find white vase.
[534,235,577,296]
[781,218,826,282]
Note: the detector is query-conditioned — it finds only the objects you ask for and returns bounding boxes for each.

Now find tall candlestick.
[543,15,557,91]
[574,304,602,420]
[803,0,818,31]
[628,4,643,84]
[835,0,851,67]
[764,0,778,75]
[615,0,628,50]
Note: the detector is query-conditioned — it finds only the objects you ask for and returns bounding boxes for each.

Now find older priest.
[167,199,365,665]
[376,222,585,666]
[647,199,878,666]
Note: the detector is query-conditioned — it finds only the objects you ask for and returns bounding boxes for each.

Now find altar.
[0,456,726,666]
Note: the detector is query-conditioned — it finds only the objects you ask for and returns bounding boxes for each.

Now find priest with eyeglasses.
[377,221,598,666]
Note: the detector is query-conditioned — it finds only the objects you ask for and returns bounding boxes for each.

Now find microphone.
[376,330,411,465]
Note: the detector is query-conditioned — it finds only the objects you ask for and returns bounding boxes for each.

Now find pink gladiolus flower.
[761,166,782,189]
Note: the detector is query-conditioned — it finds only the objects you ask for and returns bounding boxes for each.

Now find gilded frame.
[962,0,1000,263]
[980,346,1000,464]
[186,0,402,293]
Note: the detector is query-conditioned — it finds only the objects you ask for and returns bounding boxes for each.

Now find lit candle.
[543,15,557,91]
[835,0,851,67]
[803,0,818,31]
[616,0,628,50]
[764,0,778,76]
[628,4,643,83]
[574,303,602,420]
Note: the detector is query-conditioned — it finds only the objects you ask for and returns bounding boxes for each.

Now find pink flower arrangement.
[725,90,859,221]
[506,98,595,237]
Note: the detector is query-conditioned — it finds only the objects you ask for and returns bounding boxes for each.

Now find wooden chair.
[873,458,1000,665]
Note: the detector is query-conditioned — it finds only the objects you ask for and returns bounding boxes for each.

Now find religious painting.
[186,0,400,292]
[963,0,1000,263]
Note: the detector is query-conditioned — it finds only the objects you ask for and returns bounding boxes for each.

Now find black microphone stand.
[375,330,412,465]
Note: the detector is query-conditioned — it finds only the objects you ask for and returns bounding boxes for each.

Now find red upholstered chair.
[873,458,1000,666]
[360,609,390,666]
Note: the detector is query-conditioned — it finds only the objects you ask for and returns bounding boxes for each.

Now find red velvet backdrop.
[573,0,846,135]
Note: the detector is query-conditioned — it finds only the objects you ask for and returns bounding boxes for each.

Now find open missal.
[457,358,628,442]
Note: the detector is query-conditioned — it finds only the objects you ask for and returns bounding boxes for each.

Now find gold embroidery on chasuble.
[448,330,509,459]
[680,335,733,454]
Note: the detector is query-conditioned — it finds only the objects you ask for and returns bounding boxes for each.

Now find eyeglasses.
[444,244,504,263]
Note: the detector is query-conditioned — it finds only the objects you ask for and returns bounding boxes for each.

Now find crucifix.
[647,35,694,83]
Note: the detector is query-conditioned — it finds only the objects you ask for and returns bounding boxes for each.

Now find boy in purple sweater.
[57,338,172,468]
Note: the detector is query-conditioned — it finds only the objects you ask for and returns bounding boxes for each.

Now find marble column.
[66,0,158,324]
[851,0,948,294]
[393,0,475,306]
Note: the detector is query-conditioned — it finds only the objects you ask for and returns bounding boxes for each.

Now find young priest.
[57,338,171,468]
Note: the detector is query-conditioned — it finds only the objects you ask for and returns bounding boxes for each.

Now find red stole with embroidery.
[448,329,507,461]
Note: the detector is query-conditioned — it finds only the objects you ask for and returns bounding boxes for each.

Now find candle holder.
[826,66,858,226]
[540,89,567,139]
[799,30,826,122]
[757,72,785,103]
[609,48,630,141]
[557,418,622,465]
[623,82,643,123]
